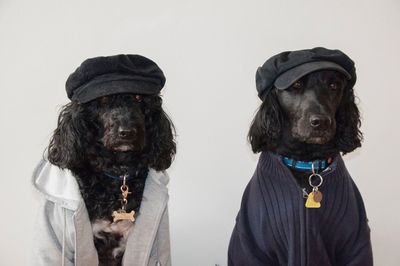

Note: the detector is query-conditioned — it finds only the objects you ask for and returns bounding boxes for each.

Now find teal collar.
[282,156,332,171]
[104,172,135,181]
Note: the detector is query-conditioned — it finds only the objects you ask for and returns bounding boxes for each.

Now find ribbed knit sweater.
[228,152,373,266]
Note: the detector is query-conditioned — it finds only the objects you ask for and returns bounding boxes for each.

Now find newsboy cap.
[66,54,166,103]
[256,47,356,99]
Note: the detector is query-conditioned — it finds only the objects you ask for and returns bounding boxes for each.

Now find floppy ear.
[335,83,363,154]
[248,89,283,153]
[47,102,88,169]
[143,96,176,171]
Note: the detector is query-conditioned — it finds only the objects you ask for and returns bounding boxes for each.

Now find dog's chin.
[292,130,334,145]
[304,131,335,145]
[103,139,144,153]
[305,137,331,145]
[107,143,145,153]
[112,145,135,152]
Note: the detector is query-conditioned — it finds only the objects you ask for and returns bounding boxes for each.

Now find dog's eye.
[329,82,339,91]
[133,95,142,102]
[100,96,108,105]
[292,80,303,89]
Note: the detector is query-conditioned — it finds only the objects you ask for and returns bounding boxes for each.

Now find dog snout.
[118,127,137,139]
[309,115,331,128]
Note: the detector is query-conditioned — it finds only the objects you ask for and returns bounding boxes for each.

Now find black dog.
[47,93,175,265]
[249,69,361,186]
[228,48,372,265]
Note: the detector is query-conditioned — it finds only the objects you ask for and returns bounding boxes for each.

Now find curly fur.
[48,95,175,171]
[249,70,362,161]
[47,94,175,265]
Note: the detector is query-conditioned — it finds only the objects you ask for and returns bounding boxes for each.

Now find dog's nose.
[310,115,331,128]
[118,127,137,138]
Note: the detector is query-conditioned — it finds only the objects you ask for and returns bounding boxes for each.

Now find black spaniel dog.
[248,69,361,185]
[228,48,372,265]
[47,93,175,265]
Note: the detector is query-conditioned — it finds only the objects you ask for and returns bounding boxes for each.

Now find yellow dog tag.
[112,210,136,222]
[305,192,321,208]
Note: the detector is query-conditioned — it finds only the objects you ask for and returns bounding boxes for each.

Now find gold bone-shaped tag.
[305,192,321,208]
[112,210,136,222]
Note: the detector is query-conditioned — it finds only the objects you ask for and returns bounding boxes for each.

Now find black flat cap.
[256,47,356,99]
[66,54,166,103]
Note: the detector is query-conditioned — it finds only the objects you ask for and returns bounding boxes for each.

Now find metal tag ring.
[308,173,323,188]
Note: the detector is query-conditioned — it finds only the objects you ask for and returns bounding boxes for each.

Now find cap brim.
[71,74,162,103]
[274,61,352,90]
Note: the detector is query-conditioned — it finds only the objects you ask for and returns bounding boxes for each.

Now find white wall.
[0,0,399,265]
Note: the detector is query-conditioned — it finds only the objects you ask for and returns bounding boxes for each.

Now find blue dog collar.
[282,156,331,171]
[104,172,135,181]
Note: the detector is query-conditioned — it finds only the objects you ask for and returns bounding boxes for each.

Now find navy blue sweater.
[228,152,373,266]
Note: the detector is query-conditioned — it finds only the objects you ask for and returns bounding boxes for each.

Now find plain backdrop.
[0,0,399,265]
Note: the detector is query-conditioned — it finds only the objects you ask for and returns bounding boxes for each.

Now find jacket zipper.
[304,206,308,266]
[303,165,333,266]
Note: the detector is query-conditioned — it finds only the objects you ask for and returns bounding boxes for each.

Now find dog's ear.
[47,102,88,169]
[143,96,176,171]
[248,89,283,153]
[335,80,363,154]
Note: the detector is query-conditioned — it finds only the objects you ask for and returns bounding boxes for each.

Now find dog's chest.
[92,219,134,263]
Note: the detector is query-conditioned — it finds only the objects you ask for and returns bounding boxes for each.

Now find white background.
[0,0,399,265]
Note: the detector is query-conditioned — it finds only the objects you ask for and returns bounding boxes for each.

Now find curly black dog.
[228,48,372,265]
[47,93,175,265]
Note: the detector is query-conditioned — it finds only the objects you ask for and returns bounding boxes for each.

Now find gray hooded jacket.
[32,159,171,266]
